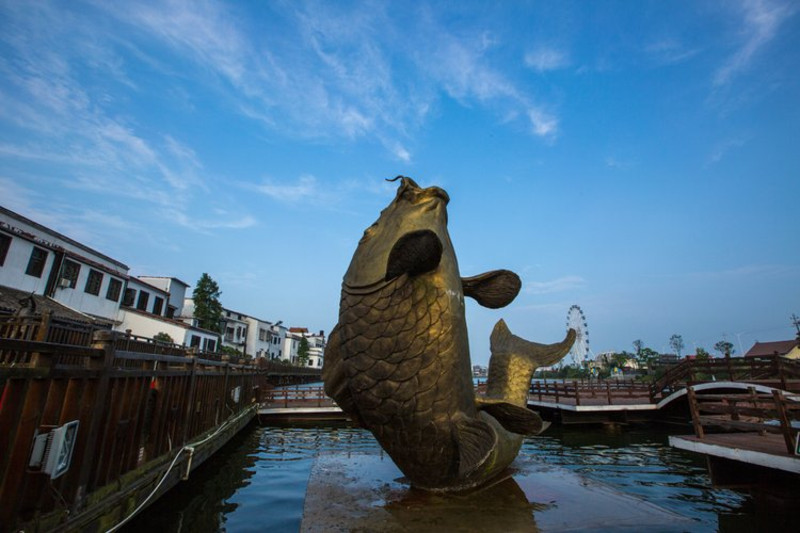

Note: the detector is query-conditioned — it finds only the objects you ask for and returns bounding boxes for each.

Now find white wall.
[116,309,219,351]
[51,267,126,321]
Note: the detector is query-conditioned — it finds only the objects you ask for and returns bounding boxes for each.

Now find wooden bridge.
[670,385,800,488]
[0,312,320,532]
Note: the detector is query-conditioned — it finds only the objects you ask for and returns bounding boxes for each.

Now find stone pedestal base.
[301,453,689,532]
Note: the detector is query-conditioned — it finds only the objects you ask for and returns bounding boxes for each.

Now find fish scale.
[339,275,464,483]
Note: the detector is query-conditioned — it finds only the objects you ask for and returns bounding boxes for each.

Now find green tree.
[714,340,734,357]
[153,332,173,344]
[297,336,310,366]
[632,339,643,357]
[611,351,630,370]
[193,273,223,333]
[636,347,659,371]
[696,347,710,360]
[669,334,685,357]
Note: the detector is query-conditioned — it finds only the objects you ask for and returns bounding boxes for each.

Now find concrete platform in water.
[301,453,691,532]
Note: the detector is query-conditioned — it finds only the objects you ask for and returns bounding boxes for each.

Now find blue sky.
[1,1,798,365]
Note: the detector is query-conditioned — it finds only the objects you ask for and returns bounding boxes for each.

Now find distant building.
[288,327,326,367]
[119,279,218,352]
[745,340,800,359]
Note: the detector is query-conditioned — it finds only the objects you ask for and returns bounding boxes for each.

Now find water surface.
[123,423,794,532]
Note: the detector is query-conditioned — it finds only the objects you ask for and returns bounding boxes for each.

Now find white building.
[118,278,218,352]
[137,276,190,319]
[0,206,129,325]
[287,327,326,368]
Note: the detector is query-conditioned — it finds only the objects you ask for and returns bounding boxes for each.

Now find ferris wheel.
[566,305,591,366]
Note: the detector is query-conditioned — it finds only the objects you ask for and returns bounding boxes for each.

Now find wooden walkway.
[669,386,800,486]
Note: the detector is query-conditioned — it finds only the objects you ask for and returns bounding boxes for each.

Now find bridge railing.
[0,330,267,531]
[650,356,800,401]
[262,386,334,408]
[529,379,651,406]
[686,386,800,454]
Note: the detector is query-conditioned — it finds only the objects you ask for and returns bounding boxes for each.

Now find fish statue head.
[344,176,452,289]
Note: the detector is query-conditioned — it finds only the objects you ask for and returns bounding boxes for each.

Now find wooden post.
[687,387,704,438]
[182,358,198,445]
[606,382,612,405]
[573,380,580,406]
[772,390,795,454]
[72,329,116,513]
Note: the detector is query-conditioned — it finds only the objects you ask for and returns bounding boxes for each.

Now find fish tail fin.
[484,320,575,407]
[490,319,575,370]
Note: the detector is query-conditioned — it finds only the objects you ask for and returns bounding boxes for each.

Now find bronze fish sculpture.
[323,176,575,491]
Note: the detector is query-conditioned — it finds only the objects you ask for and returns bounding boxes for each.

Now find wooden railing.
[650,355,800,401]
[686,386,800,454]
[0,330,268,531]
[262,386,335,408]
[528,379,651,406]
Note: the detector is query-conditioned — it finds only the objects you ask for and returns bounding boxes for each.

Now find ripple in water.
[124,423,794,532]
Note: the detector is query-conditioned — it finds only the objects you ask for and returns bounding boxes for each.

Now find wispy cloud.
[525,276,586,295]
[688,264,796,280]
[646,39,700,65]
[707,136,749,164]
[251,175,320,203]
[524,46,570,72]
[714,0,796,86]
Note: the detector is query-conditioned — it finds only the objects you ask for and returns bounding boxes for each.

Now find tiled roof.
[0,284,95,323]
[744,340,799,357]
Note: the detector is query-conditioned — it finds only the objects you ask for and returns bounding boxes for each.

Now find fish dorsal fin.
[461,270,521,309]
[476,399,548,435]
[385,229,442,281]
[453,416,496,477]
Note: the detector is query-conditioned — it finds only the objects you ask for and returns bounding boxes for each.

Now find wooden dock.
[669,386,800,487]
[0,317,276,532]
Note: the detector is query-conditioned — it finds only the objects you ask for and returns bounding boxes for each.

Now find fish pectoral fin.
[461,270,521,309]
[385,229,443,281]
[453,416,497,477]
[478,401,548,435]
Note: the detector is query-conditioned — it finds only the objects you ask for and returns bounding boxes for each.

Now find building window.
[0,234,11,266]
[166,305,176,319]
[152,296,164,316]
[25,247,48,278]
[136,291,149,311]
[225,327,234,342]
[84,269,103,295]
[204,338,217,352]
[122,288,135,306]
[106,278,123,301]
[190,335,200,348]
[259,328,267,341]
[60,260,80,288]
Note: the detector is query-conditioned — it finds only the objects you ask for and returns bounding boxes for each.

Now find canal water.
[123,423,793,532]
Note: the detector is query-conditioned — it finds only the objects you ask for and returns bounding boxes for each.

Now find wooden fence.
[0,329,269,532]
[686,386,800,454]
[261,386,335,408]
[528,379,651,406]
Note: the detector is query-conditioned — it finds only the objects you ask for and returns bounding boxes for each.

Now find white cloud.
[524,47,569,72]
[707,137,748,164]
[525,276,586,295]
[714,0,796,86]
[253,175,319,203]
[646,40,699,65]
[528,109,558,138]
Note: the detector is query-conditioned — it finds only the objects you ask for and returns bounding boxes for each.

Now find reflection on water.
[123,422,794,532]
